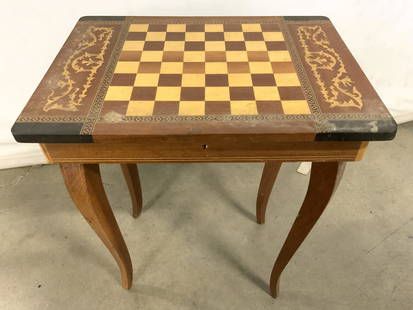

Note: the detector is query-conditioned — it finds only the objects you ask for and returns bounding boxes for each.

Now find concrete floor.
[0,123,412,310]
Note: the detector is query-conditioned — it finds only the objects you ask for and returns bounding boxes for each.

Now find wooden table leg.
[269,161,346,298]
[60,163,133,289]
[256,161,282,224]
[121,164,143,218]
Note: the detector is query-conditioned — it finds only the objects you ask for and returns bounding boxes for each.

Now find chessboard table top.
[12,16,396,143]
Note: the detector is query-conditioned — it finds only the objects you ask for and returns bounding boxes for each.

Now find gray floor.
[0,123,412,310]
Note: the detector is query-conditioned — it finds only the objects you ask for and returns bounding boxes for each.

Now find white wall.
[1,0,412,169]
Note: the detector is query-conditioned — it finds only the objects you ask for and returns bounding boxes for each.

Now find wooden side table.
[12,16,396,298]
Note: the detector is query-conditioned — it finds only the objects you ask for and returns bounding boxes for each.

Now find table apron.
[41,140,368,163]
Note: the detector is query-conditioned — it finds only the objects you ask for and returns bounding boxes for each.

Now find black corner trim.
[11,122,93,143]
[315,119,397,141]
[79,16,126,22]
[284,16,330,21]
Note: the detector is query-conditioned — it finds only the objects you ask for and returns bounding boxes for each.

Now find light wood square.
[179,101,205,115]
[228,74,253,86]
[184,51,205,62]
[205,24,224,32]
[205,41,226,51]
[164,41,185,51]
[146,32,166,41]
[253,86,280,100]
[205,87,230,100]
[263,32,284,41]
[242,24,262,32]
[182,74,205,86]
[185,32,205,41]
[167,24,186,32]
[230,101,258,115]
[129,24,148,32]
[123,41,144,51]
[140,51,163,62]
[155,87,181,101]
[281,100,311,114]
[245,41,267,51]
[114,61,140,74]
[274,73,301,86]
[205,62,228,74]
[160,62,183,73]
[134,74,160,86]
[224,32,244,41]
[226,51,248,62]
[268,51,292,62]
[249,62,273,73]
[105,86,133,101]
[126,101,154,116]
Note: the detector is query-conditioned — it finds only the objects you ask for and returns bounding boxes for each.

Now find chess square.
[247,51,269,62]
[183,62,205,73]
[205,24,224,32]
[261,24,280,31]
[158,74,182,86]
[205,101,231,114]
[129,24,148,32]
[183,51,205,62]
[180,87,205,100]
[229,87,255,100]
[111,74,136,86]
[205,62,228,74]
[281,100,311,114]
[153,101,179,115]
[205,51,226,62]
[185,42,205,51]
[138,62,161,73]
[148,24,167,32]
[224,32,244,41]
[127,32,147,41]
[126,101,154,116]
[143,41,165,51]
[160,62,183,73]
[226,51,248,62]
[205,87,230,100]
[243,32,264,41]
[182,74,205,86]
[263,32,284,41]
[131,87,157,100]
[165,32,185,41]
[179,101,205,115]
[256,101,283,114]
[140,51,163,62]
[162,51,184,62]
[223,24,243,32]
[227,62,250,73]
[146,32,166,41]
[185,32,205,41]
[119,51,142,62]
[167,24,186,32]
[242,24,262,32]
[230,101,258,115]
[105,86,133,101]
[123,41,144,51]
[134,73,159,86]
[114,61,139,73]
[245,41,267,51]
[155,87,181,101]
[266,41,287,51]
[228,73,253,86]
[205,32,225,41]
[205,41,226,51]
[225,41,246,51]
[205,74,228,86]
[271,62,296,73]
[253,86,280,100]
[274,73,301,86]
[278,86,305,100]
[249,62,273,73]
[251,74,276,86]
[268,51,292,62]
[164,41,185,51]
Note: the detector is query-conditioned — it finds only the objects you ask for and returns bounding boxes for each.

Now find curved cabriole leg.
[60,163,133,289]
[256,161,282,224]
[269,161,346,298]
[121,164,143,218]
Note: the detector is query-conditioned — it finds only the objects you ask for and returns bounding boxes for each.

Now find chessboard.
[101,22,311,117]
